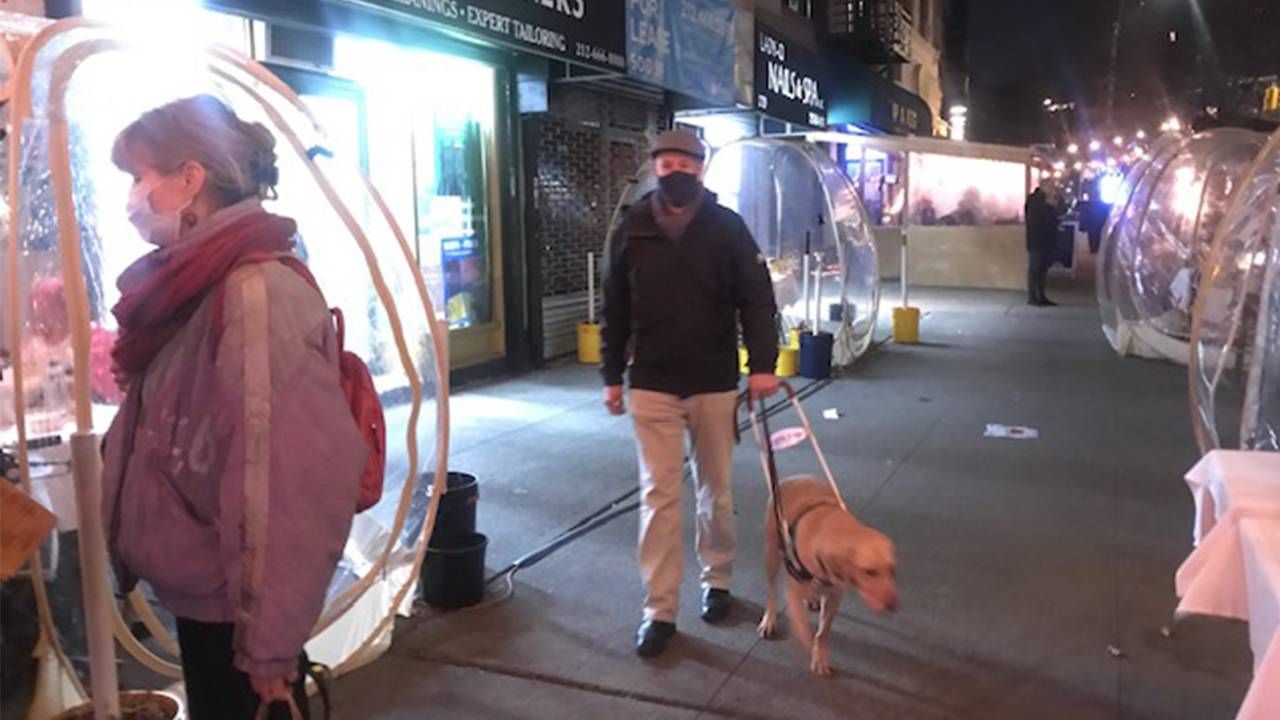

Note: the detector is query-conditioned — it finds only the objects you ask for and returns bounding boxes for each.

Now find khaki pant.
[630,389,738,622]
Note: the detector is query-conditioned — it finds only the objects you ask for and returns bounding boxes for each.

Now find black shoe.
[701,588,732,624]
[1040,299,1059,307]
[635,620,676,658]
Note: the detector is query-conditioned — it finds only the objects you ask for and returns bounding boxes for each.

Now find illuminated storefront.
[81,0,628,373]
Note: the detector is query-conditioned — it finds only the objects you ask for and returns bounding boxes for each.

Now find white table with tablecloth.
[1176,450,1280,720]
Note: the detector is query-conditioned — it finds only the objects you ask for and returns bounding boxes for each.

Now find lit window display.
[1190,126,1280,452]
[332,37,498,331]
[839,146,906,226]
[906,152,1026,226]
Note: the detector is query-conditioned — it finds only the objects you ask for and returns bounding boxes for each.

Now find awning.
[826,59,932,136]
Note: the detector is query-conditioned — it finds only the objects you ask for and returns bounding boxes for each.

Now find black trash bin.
[421,532,488,609]
[426,472,478,544]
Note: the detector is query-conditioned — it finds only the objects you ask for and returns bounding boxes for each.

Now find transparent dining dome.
[1098,134,1178,353]
[703,138,880,364]
[1189,126,1280,452]
[0,17,448,715]
[1098,129,1265,362]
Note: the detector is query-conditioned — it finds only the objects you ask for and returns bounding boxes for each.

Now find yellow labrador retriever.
[757,475,898,675]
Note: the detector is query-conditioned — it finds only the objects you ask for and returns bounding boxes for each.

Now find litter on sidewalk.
[984,423,1040,440]
[822,408,841,420]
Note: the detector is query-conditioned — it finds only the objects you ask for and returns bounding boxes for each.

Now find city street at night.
[1,1,1277,719]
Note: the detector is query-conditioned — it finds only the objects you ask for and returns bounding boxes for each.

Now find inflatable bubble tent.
[1096,129,1266,363]
[704,139,880,364]
[0,15,449,716]
[1189,125,1280,453]
[614,138,880,366]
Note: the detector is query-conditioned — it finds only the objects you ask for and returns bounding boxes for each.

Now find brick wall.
[527,85,663,297]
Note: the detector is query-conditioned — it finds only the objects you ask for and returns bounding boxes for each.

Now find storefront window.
[907,152,1025,226]
[334,38,497,331]
[841,145,906,226]
[413,101,493,329]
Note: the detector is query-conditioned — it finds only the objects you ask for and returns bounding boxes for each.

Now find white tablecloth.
[1176,450,1280,720]
[1184,450,1280,545]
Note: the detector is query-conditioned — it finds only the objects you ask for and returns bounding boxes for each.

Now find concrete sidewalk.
[330,280,1253,719]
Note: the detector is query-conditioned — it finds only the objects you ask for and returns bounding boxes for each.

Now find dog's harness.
[738,381,847,589]
[784,503,837,589]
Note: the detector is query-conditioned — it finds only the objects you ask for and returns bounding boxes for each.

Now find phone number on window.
[575,43,625,70]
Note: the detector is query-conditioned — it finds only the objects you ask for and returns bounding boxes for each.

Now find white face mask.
[126,178,186,247]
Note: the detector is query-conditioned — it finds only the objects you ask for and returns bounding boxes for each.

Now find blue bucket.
[799,331,834,379]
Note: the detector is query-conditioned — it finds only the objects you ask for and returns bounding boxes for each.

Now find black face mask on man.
[658,171,701,208]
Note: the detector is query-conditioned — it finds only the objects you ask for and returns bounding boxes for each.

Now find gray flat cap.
[651,129,706,160]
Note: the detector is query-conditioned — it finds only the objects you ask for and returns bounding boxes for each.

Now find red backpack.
[214,254,386,512]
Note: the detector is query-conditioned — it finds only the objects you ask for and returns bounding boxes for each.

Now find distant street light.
[1067,143,1079,155]
[1135,129,1147,140]
[1113,135,1124,147]
[1043,97,1053,107]
[1160,116,1183,133]
[1089,140,1103,152]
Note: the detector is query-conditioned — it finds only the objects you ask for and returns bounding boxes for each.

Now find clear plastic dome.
[1098,134,1179,350]
[1190,126,1280,452]
[1099,130,1265,362]
[703,139,880,364]
[1,19,449,711]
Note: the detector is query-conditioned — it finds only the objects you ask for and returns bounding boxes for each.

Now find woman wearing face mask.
[100,95,367,720]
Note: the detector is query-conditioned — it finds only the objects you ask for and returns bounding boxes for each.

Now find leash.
[739,381,847,586]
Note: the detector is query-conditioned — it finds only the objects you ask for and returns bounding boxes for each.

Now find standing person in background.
[101,95,367,720]
[1025,184,1059,307]
[601,129,780,659]
[1080,192,1109,254]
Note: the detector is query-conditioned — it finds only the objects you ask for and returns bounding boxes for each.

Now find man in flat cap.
[601,128,779,658]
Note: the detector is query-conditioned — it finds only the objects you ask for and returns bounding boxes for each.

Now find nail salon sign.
[754,20,827,128]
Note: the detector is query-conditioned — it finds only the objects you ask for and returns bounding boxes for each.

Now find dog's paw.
[758,614,778,639]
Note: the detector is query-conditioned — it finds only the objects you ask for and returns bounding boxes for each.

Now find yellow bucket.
[739,345,799,376]
[776,346,799,377]
[892,307,920,344]
[788,328,801,350]
[578,322,601,363]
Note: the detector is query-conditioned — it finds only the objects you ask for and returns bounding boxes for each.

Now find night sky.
[968,0,1113,89]
[964,0,1277,144]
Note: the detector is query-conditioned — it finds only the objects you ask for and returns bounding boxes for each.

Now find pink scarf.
[111,207,295,375]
